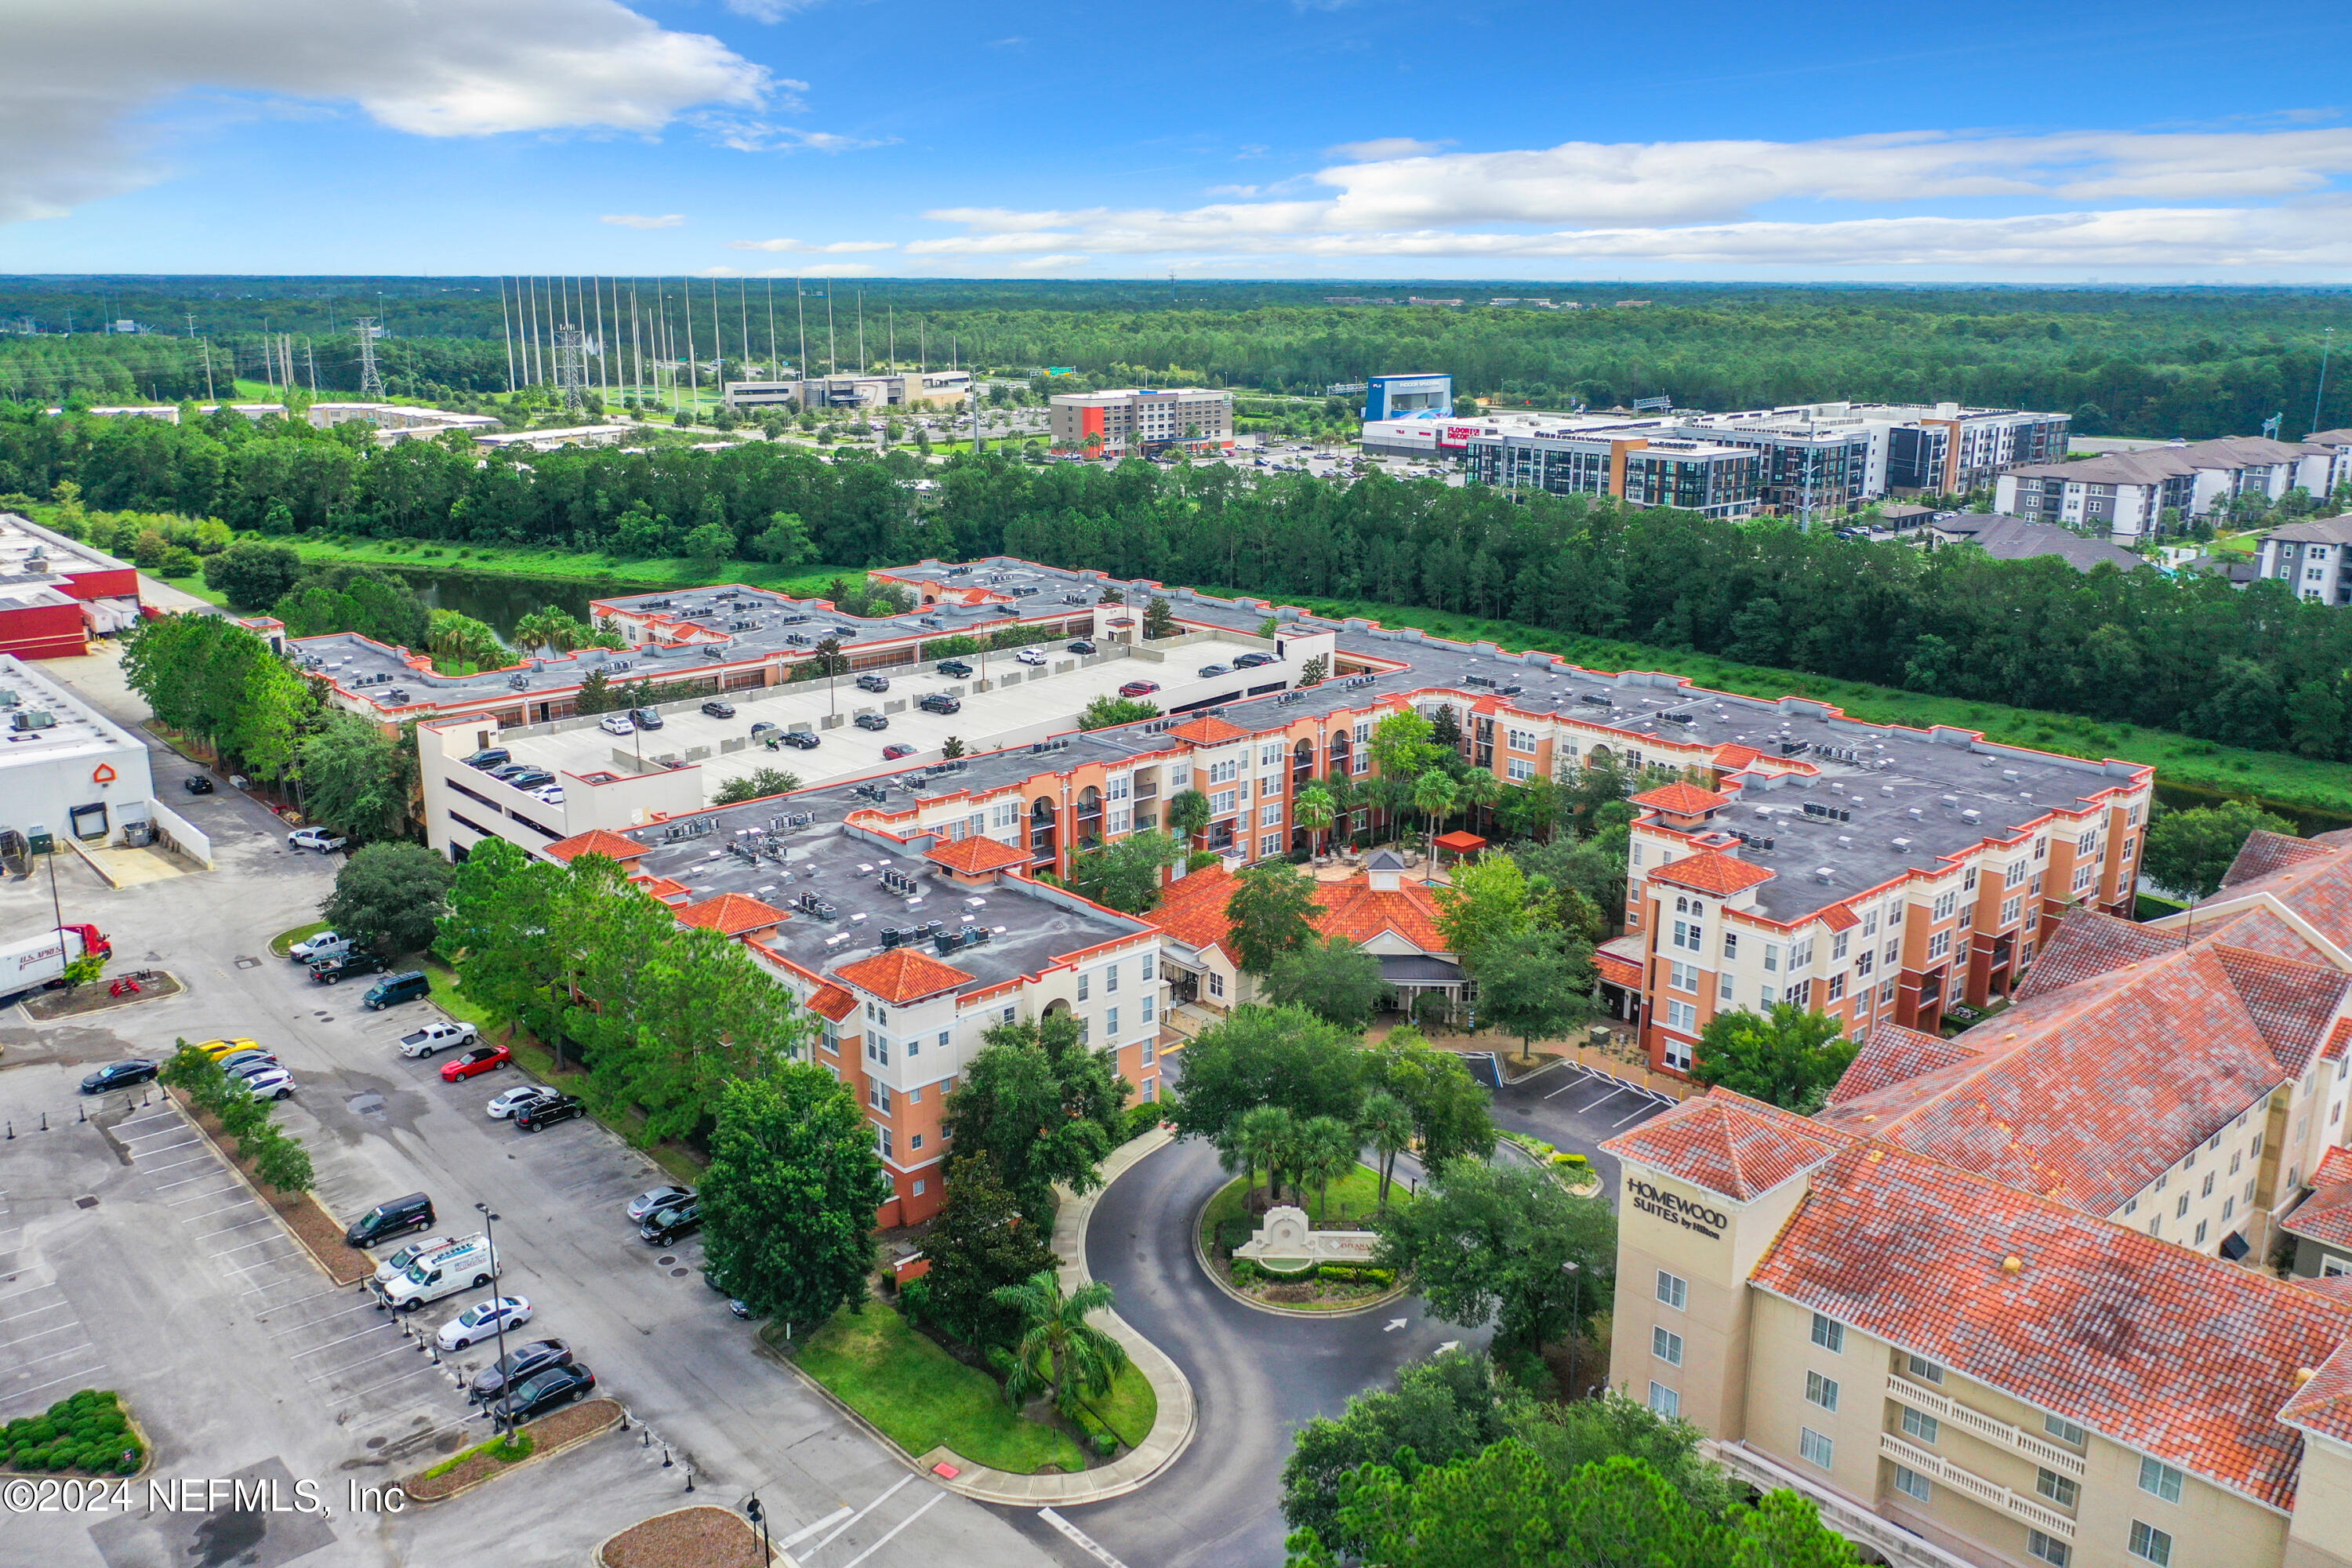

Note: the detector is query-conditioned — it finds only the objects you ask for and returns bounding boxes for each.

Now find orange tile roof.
[2205,906,2330,964]
[1594,935,1645,989]
[674,892,783,936]
[924,835,1032,874]
[1604,1092,1843,1202]
[2327,1018,2352,1064]
[2223,829,2339,889]
[1649,851,1774,897]
[1315,880,1449,953]
[1141,865,1240,961]
[546,829,649,864]
[2280,1147,2352,1253]
[1170,716,1250,745]
[1827,1023,1979,1105]
[1750,1137,2352,1509]
[1711,742,1762,770]
[2013,908,2183,1000]
[632,873,692,903]
[1817,904,1859,933]
[805,984,858,1022]
[1629,782,1731,816]
[2203,832,2352,951]
[2279,1338,2352,1448]
[832,946,975,1005]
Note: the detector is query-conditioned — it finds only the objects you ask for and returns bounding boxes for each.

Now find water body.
[2153,779,2352,838]
[370,565,655,641]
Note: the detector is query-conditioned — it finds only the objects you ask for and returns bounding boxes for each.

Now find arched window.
[1031,797,1057,824]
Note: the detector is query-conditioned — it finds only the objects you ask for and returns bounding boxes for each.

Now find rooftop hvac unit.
[1891,837,1913,851]
[1961,809,1982,825]
[1813,866,1836,884]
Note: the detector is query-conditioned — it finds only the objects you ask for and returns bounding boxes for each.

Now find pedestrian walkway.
[915,1128,1197,1508]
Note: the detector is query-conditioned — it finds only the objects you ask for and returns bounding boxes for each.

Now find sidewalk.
[916,1127,1199,1508]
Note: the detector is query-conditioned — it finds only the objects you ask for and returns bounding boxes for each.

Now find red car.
[1119,680,1160,698]
[882,743,916,760]
[440,1044,511,1083]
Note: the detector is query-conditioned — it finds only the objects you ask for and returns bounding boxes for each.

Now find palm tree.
[1413,769,1460,851]
[1456,767,1501,838]
[1295,1115,1360,1225]
[1295,785,1336,857]
[1358,1091,1414,1207]
[1319,773,1361,850]
[1237,1105,1294,1205]
[993,1269,1130,1416]
[1165,788,1212,852]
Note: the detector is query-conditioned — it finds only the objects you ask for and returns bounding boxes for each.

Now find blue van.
[363,971,431,1011]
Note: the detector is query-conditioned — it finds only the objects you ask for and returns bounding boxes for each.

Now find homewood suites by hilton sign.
[1628,1178,1728,1240]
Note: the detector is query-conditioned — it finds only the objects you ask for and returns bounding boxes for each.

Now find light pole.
[1562,1258,1583,1400]
[745,1494,771,1563]
[476,1202,514,1436]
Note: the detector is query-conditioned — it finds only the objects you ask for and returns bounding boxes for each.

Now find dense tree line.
[40,402,2352,763]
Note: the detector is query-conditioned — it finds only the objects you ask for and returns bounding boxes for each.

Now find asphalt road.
[1486,1055,1674,1200]
[1034,1137,1475,1568]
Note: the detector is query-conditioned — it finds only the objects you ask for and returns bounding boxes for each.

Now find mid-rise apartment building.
[1465,429,1763,518]
[1996,438,2350,543]
[1605,825,2352,1568]
[2253,516,2352,606]
[1048,387,1234,454]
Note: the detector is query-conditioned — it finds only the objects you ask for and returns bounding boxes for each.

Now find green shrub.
[1185,850,1222,873]
[1257,1259,1316,1283]
[1229,1259,1261,1285]
[1124,1102,1164,1141]
[897,1277,933,1325]
[1316,1265,1396,1287]
[114,1450,141,1475]
[1216,1218,1255,1256]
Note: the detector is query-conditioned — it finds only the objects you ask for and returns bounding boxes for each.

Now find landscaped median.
[1499,1132,1603,1196]
[1196,1163,1410,1313]
[398,1397,622,1504]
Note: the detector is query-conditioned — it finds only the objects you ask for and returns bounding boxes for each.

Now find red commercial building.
[0,514,142,659]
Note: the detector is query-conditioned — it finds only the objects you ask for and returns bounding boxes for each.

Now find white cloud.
[725,0,822,18]
[907,128,2352,273]
[2,0,771,223]
[698,262,879,278]
[603,212,684,229]
[695,117,893,154]
[1008,254,1091,272]
[725,237,895,252]
[1324,137,1447,162]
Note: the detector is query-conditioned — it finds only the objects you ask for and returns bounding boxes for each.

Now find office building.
[723,371,973,412]
[0,654,157,850]
[2252,516,2352,606]
[1996,438,2350,543]
[1048,388,1234,454]
[1363,373,1452,421]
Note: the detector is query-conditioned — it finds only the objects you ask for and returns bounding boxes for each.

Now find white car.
[436,1294,532,1351]
[287,827,347,854]
[1016,648,1048,666]
[532,785,564,805]
[398,1020,480,1058]
[233,1066,296,1100]
[289,929,350,964]
[598,713,634,736]
[486,1084,558,1120]
[374,1235,455,1287]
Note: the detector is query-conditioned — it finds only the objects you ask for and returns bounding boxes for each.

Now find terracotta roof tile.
[2223,829,2337,889]
[1170,716,1249,745]
[674,892,783,936]
[2201,834,2352,951]
[1711,743,1762,770]
[1649,851,1774,898]
[831,946,975,1004]
[1603,1092,1843,1202]
[1630,782,1732,816]
[632,873,692,904]
[1750,1141,2352,1510]
[2212,946,2351,1077]
[2327,1018,2352,1064]
[1141,864,1238,961]
[2281,1337,2352,1449]
[546,829,650,864]
[2203,906,2330,965]
[2013,909,2183,1001]
[924,835,1031,874]
[1817,904,1859,933]
[2280,1148,2352,1254]
[1595,935,1645,988]
[805,984,858,1022]
[1315,880,1448,953]
[1814,946,2285,1214]
[1828,1024,1980,1105]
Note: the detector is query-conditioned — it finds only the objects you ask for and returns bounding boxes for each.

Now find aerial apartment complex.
[378,554,2171,1226]
[1605,826,2352,1568]
[1047,387,1236,455]
[1994,436,2350,543]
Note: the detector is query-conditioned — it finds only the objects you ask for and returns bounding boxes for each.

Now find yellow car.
[197,1037,261,1061]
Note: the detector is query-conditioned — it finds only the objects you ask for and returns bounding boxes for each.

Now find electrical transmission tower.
[354,317,386,398]
[553,321,590,412]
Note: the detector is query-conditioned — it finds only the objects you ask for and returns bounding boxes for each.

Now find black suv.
[640,1197,703,1245]
[935,659,974,679]
[503,1362,596,1421]
[463,748,511,771]
[700,700,736,719]
[854,713,889,731]
[918,694,961,715]
[469,1338,572,1403]
[308,949,387,984]
[780,730,821,750]
[1067,640,1096,655]
[1232,652,1275,669]
[514,1093,586,1133]
[81,1059,158,1094]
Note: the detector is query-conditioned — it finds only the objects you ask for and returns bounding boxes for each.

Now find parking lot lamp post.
[477,1203,514,1434]
[1563,1259,1582,1400]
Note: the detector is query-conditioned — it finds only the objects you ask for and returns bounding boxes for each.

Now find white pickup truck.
[289,929,350,964]
[397,1020,480,1058]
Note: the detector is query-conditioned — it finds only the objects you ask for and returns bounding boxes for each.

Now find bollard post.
[641,1429,650,1449]
[662,1446,673,1468]
[684,1467,694,1494]
[39,1112,48,1132]
[618,1406,630,1432]
[79,1100,87,1123]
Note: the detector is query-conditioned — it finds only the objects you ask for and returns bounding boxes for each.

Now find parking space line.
[158,1173,236,1193]
[1,1367,108,1408]
[0,1323,82,1348]
[209,1236,285,1259]
[121,1120,191,1141]
[255,1286,345,1313]
[7,1343,98,1371]
[307,1342,419,1382]
[837,1491,944,1568]
[288,1323,397,1359]
[330,1364,448,1405]
[1612,1101,1661,1127]
[129,1138,201,1158]
[116,1110,180,1131]
[779,1508,855,1551]
[199,1214,272,1238]
[181,1200,257,1224]
[1038,1508,1131,1568]
[142,1154,218,1174]
[0,1301,71,1327]
[805,1475,914,1558]
[0,1282,60,1306]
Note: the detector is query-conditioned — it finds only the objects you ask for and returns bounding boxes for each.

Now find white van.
[372,1234,454,1288]
[375,1233,499,1312]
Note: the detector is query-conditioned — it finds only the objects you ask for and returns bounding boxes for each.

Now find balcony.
[1879,1432,2075,1541]
[1889,1375,2085,1477]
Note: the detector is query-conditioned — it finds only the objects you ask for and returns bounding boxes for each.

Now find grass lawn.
[1200,1161,1399,1256]
[795,1302,1089,1474]
[278,535,862,597]
[1269,592,2352,818]
[1083,1359,1158,1450]
[269,920,329,957]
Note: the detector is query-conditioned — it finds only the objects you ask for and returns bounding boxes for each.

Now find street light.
[476,1203,514,1436]
[745,1494,771,1564]
[1562,1259,1583,1401]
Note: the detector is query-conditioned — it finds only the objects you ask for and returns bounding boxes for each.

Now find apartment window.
[866,1032,890,1066]
[1831,932,1849,962]
[1140,1035,1156,1066]
[1892,1465,1931,1503]
[1721,932,1738,960]
[1900,1406,1939,1444]
[2037,1468,2079,1509]
[2000,895,2023,926]
[1670,917,1703,953]
[1506,728,1537,753]
[877,1127,894,1160]
[1142,995,1156,1025]
[1652,1327,1683,1367]
[1764,943,1780,972]
[1905,1354,1944,1385]
[1105,1007,1120,1039]
[1927,930,1951,961]
[2129,1521,2173,1566]
[1810,1313,1844,1353]
[1932,891,1957,921]
[1207,971,1225,1000]
[1647,1382,1679,1418]
[1076,972,1089,1002]
[1788,938,1813,969]
[1259,802,1282,826]
[1141,953,1154,982]
[2028,1530,2073,1566]
[1258,833,1282,858]
[909,1133,924,1152]
[2139,1458,2183,1503]
[1656,1269,1687,1310]
[2045,1414,2086,1447]
[1805,1371,1839,1412]
[2201,1172,2215,1198]
[1507,757,1534,782]
[1210,789,1238,816]
[1668,961,1698,993]
[1798,1427,1834,1470]
[1827,973,1846,1002]
[868,1080,893,1113]
[2194,1219,2209,1245]
[1719,973,1735,1003]
[1666,1000,1697,1033]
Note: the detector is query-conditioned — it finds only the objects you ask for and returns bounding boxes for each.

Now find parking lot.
[519,632,1291,800]
[1,669,1075,1568]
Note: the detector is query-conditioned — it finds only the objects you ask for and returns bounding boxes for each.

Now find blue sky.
[6,0,2352,281]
